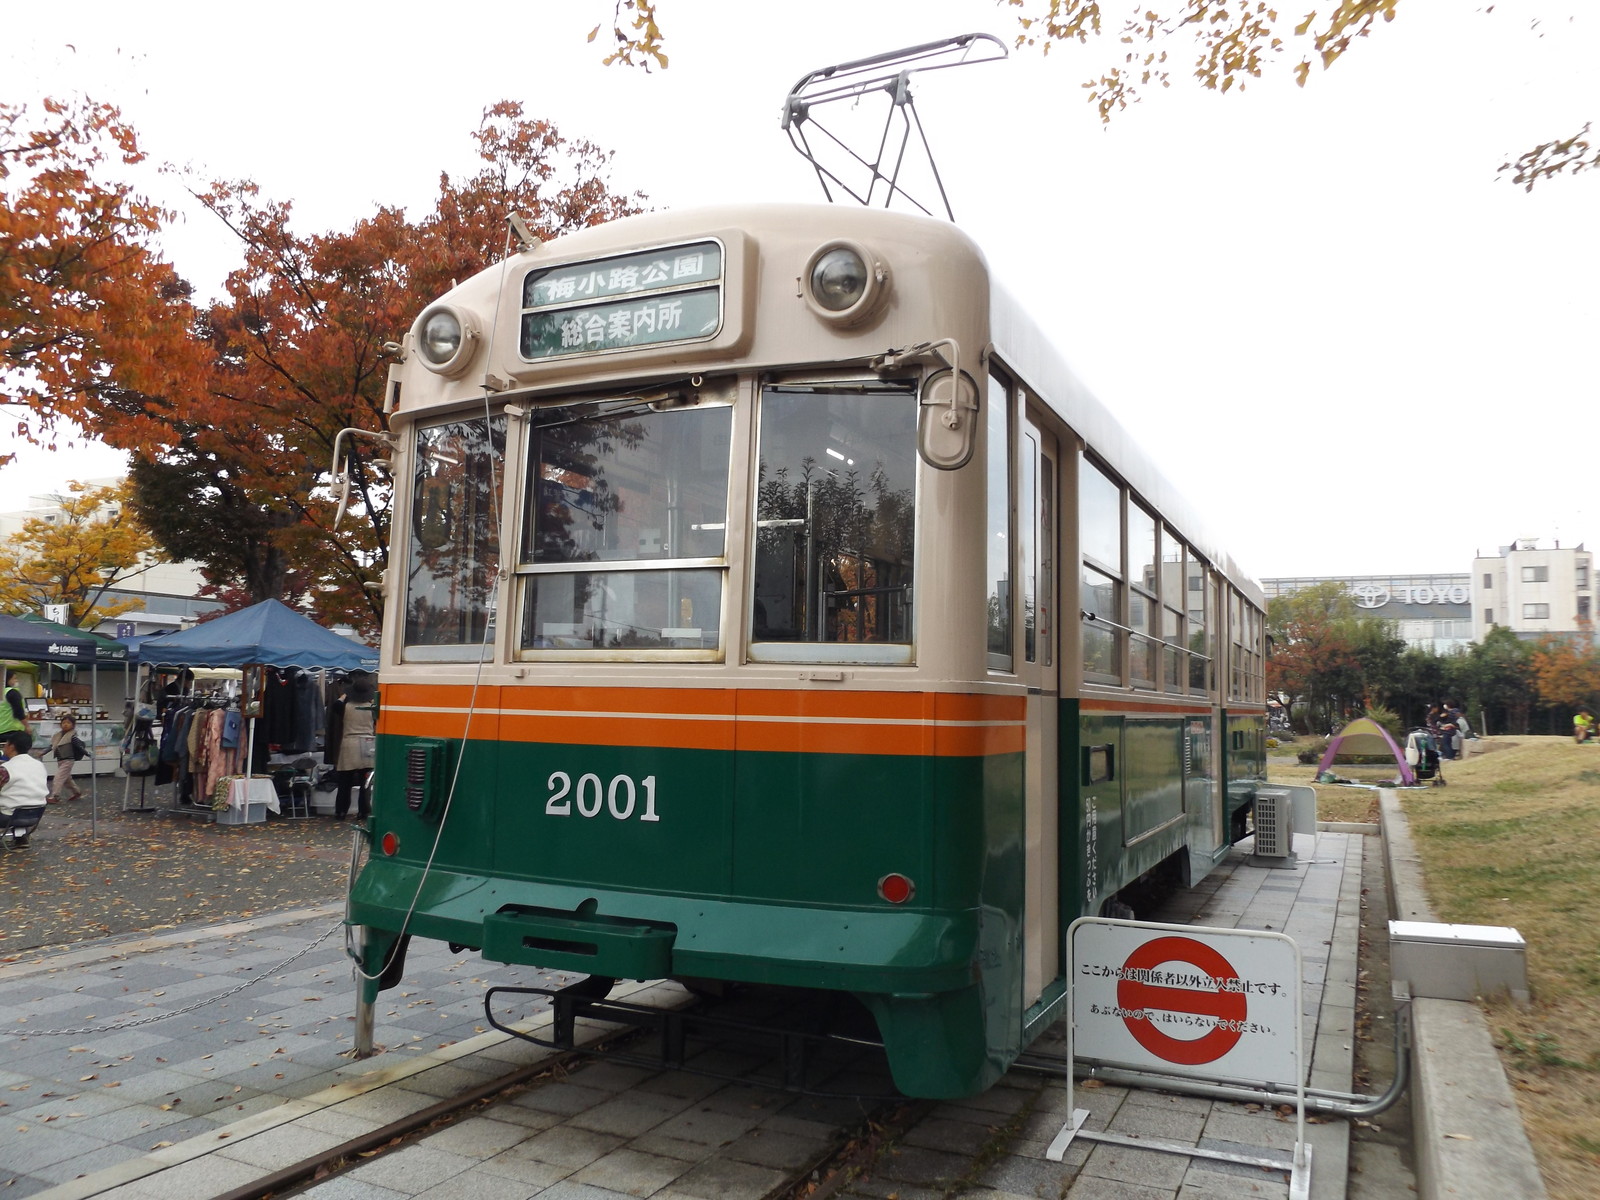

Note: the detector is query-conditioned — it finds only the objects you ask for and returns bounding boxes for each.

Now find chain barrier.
[17,917,345,1038]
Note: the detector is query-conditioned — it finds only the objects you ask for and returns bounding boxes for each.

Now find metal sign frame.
[1047,916,1312,1200]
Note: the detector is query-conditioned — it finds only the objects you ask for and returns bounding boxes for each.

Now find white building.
[1473,538,1595,644]
[1262,574,1474,654]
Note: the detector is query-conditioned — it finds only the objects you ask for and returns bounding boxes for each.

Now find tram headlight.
[412,304,481,377]
[803,240,890,327]
[811,248,868,310]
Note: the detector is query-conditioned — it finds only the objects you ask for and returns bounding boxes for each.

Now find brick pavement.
[1,829,1362,1200]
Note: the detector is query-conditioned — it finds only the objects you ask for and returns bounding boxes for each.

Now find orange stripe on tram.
[376,684,1025,757]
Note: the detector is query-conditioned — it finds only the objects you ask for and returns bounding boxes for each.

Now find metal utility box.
[1249,784,1317,868]
[1389,921,1529,1004]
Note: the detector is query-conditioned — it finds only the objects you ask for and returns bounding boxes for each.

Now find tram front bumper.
[349,860,977,996]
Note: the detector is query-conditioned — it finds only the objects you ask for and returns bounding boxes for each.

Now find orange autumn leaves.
[2,98,644,636]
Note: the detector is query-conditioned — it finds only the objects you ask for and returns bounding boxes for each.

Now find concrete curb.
[1378,790,1548,1200]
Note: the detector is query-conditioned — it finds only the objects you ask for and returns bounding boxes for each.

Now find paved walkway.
[0,829,1363,1200]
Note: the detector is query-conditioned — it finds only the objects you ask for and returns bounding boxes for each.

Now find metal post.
[353,923,377,1057]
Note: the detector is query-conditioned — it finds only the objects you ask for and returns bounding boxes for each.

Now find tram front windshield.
[518,399,732,652]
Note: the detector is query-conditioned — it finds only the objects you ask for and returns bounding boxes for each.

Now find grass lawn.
[1266,753,1383,824]
[1399,736,1600,1200]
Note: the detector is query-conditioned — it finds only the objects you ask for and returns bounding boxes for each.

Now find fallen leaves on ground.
[0,809,354,953]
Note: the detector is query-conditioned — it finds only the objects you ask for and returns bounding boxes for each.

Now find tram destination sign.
[521,240,723,360]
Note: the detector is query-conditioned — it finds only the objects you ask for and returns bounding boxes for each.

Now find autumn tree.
[1529,621,1600,713]
[1266,581,1369,733]
[49,103,646,640]
[0,97,193,462]
[0,480,163,626]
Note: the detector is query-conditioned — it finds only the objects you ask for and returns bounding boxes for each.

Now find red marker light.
[878,873,915,904]
[381,831,399,856]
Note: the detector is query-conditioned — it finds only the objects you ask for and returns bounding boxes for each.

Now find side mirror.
[917,368,979,470]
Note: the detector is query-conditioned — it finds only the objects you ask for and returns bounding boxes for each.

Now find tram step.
[482,909,675,978]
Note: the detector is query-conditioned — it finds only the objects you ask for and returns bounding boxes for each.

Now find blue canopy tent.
[136,598,376,671]
[0,614,119,833]
[133,600,376,820]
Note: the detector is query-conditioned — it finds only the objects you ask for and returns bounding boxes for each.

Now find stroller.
[1405,728,1446,787]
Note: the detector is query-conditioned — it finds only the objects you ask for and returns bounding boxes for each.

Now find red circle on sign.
[1115,936,1247,1065]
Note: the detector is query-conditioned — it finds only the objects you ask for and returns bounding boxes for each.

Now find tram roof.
[988,278,1263,601]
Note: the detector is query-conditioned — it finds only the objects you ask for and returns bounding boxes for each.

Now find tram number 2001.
[545,772,661,822]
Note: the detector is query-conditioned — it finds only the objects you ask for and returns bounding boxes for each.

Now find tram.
[345,204,1267,1099]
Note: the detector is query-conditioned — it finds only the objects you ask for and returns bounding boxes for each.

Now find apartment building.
[1473,538,1594,644]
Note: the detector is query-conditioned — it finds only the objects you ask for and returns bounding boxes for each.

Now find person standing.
[1445,701,1472,759]
[47,714,85,802]
[0,673,27,740]
[1435,704,1459,760]
[331,671,377,820]
[0,730,49,843]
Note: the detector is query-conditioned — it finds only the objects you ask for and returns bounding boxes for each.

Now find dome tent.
[1316,716,1415,787]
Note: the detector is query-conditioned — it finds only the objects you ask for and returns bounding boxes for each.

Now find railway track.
[207,1009,947,1200]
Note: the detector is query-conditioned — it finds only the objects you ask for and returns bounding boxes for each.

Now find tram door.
[1021,415,1060,1007]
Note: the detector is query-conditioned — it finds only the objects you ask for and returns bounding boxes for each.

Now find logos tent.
[0,613,99,663]
[0,612,116,836]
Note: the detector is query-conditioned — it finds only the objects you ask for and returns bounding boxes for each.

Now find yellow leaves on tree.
[1005,1,1402,121]
[0,480,164,627]
[591,3,1409,125]
[589,0,669,71]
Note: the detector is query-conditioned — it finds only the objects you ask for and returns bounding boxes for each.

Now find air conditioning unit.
[1250,786,1297,868]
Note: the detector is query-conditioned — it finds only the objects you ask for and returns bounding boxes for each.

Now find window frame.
[512,391,736,662]
[746,379,920,667]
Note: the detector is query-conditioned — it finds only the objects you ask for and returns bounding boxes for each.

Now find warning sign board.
[1070,918,1303,1087]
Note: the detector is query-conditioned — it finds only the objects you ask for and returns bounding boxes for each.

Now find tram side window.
[517,398,732,655]
[1248,604,1260,700]
[1128,502,1157,687]
[751,385,916,660]
[403,416,507,660]
[1080,457,1123,684]
[1160,529,1186,694]
[1228,589,1264,703]
[1187,559,1212,694]
[1081,566,1120,678]
[985,375,1012,671]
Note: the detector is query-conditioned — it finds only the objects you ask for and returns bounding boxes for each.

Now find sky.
[4,0,1598,582]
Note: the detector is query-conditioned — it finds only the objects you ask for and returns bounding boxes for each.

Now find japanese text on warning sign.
[1070,920,1302,1087]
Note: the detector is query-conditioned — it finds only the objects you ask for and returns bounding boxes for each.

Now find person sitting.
[1576,709,1596,744]
[0,730,49,845]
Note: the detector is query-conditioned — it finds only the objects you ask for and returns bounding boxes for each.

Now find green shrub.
[1364,703,1404,741]
[1297,736,1330,765]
